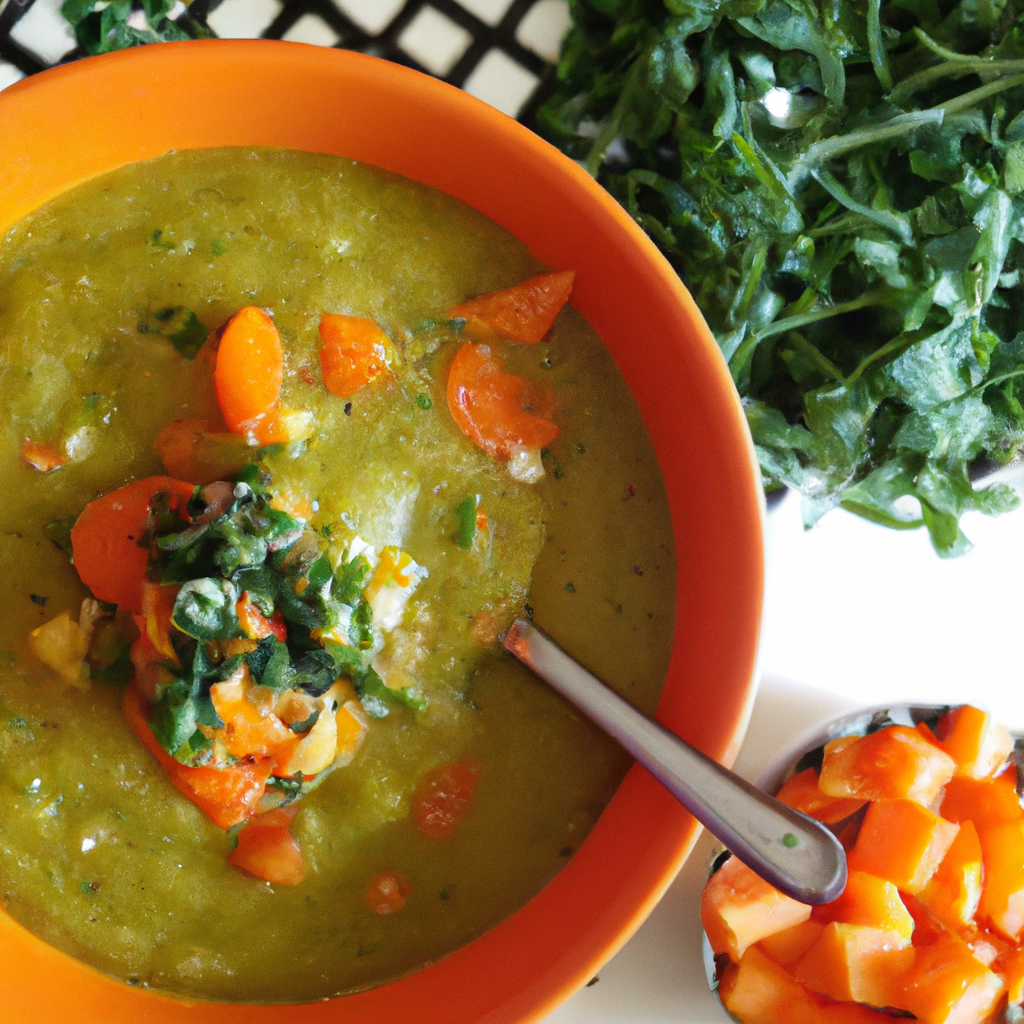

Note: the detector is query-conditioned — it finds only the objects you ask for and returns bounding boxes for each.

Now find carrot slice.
[229,806,304,885]
[701,854,812,962]
[847,799,959,894]
[412,761,480,838]
[214,306,288,446]
[123,682,272,829]
[446,342,558,460]
[934,705,1014,780]
[21,438,66,473]
[819,726,956,806]
[448,270,574,344]
[776,767,865,825]
[70,476,194,613]
[318,313,391,398]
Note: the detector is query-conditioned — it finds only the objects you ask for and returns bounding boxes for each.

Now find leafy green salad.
[536,0,1024,555]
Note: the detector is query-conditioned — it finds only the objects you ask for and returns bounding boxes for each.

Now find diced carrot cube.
[812,870,914,942]
[794,922,909,1007]
[757,919,824,968]
[701,854,812,962]
[229,805,304,885]
[720,944,889,1024]
[776,768,866,825]
[819,726,957,806]
[977,820,1024,940]
[935,705,1014,780]
[893,931,1004,1024]
[919,821,983,934]
[848,799,959,894]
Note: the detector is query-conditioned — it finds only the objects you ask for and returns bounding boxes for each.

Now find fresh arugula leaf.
[534,0,1024,553]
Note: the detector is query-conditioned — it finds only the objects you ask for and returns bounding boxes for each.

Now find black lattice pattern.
[0,0,564,118]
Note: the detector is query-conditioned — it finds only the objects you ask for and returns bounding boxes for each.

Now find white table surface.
[542,467,1024,1024]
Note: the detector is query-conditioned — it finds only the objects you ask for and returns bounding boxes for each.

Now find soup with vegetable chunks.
[0,148,676,1002]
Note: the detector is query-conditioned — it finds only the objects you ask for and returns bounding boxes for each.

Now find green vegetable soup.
[0,148,675,1002]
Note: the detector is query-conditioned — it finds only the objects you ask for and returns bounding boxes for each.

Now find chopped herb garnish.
[139,306,208,359]
[29,593,49,606]
[415,393,433,410]
[147,228,175,251]
[453,495,479,550]
[140,466,427,763]
[211,239,227,256]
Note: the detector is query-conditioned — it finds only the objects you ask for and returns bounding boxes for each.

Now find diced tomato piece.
[893,931,1004,1024]
[701,854,812,962]
[229,806,304,885]
[214,306,288,446]
[235,593,287,642]
[720,944,890,1024]
[848,799,959,894]
[819,726,956,806]
[21,438,65,473]
[977,820,1024,940]
[365,870,411,914]
[71,476,195,613]
[941,767,1024,829]
[446,342,558,461]
[920,821,983,935]
[794,922,909,1007]
[812,870,914,942]
[447,270,574,345]
[412,761,480,839]
[935,705,1014,780]
[318,313,391,398]
[776,767,866,825]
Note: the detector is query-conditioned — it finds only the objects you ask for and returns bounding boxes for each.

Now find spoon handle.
[502,619,847,905]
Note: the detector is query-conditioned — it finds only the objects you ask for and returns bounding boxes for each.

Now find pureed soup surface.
[0,148,676,1002]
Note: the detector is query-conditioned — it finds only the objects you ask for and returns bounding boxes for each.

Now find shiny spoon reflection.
[500,618,847,906]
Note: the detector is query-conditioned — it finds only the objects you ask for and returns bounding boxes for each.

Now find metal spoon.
[500,618,847,906]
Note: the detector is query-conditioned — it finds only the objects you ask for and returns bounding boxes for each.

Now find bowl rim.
[0,39,765,1024]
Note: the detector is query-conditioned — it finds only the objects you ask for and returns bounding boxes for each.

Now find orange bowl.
[0,40,764,1024]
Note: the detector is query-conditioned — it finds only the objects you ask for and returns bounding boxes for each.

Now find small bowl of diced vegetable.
[702,703,1024,1024]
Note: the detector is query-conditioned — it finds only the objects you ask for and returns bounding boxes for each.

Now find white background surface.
[542,472,1024,1023]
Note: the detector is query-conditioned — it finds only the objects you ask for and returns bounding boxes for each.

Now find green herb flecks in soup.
[0,148,675,1002]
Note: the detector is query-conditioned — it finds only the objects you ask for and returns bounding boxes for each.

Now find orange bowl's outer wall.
[0,41,764,1024]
